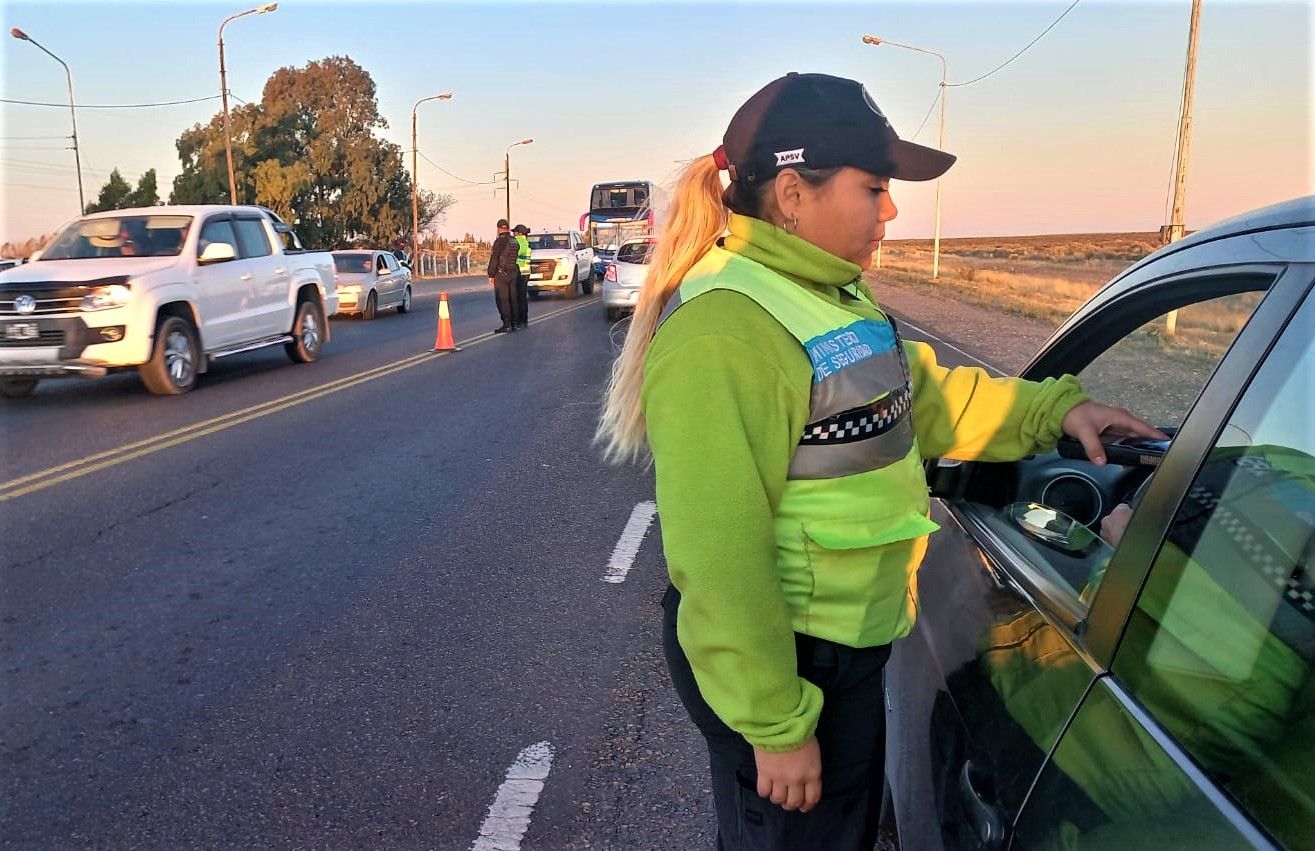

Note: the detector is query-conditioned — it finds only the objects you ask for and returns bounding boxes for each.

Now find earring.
[784,214,799,233]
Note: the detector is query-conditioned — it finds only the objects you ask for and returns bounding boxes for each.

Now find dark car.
[885,196,1314,850]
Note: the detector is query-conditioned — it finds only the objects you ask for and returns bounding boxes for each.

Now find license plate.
[4,323,38,341]
[530,274,543,280]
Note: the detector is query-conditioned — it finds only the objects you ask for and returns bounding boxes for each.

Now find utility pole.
[502,138,533,224]
[1165,0,1203,337]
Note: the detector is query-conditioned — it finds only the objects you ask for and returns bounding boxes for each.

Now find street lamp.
[504,138,533,224]
[10,27,84,213]
[219,2,278,205]
[862,34,948,279]
[411,92,454,269]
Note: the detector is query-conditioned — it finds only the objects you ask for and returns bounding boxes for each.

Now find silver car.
[602,236,655,321]
[331,250,412,319]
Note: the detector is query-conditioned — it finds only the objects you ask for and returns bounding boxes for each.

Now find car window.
[231,218,272,259]
[1112,291,1315,850]
[375,254,388,274]
[197,218,237,258]
[617,242,655,264]
[1076,290,1264,429]
[953,277,1277,618]
[383,253,400,272]
[333,253,372,273]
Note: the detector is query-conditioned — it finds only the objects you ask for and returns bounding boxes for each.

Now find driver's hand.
[1061,400,1169,465]
[1100,503,1133,547]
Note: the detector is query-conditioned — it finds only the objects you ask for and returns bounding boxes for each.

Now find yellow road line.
[0,297,599,503]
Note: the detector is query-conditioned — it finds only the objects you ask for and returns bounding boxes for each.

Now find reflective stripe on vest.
[657,246,939,647]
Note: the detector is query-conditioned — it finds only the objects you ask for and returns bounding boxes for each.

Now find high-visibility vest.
[515,234,531,275]
[660,246,938,647]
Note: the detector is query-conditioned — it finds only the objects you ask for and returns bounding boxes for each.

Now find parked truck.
[0,205,338,398]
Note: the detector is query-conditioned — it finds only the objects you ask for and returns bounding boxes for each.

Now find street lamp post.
[411,92,453,271]
[10,27,84,213]
[504,138,533,224]
[862,34,948,279]
[219,3,278,205]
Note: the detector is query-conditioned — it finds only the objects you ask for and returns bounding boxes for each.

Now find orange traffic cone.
[432,291,461,352]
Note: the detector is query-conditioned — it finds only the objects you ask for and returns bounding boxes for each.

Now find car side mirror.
[198,242,237,265]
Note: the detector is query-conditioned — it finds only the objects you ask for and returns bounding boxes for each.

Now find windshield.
[333,253,374,273]
[532,234,571,250]
[591,185,648,211]
[617,241,656,265]
[40,215,193,260]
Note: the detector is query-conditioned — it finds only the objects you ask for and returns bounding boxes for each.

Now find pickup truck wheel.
[562,270,579,300]
[285,299,324,363]
[362,291,378,321]
[397,286,412,314]
[0,378,39,399]
[139,315,198,395]
[581,269,595,296]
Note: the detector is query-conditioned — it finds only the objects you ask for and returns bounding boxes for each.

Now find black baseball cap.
[721,72,955,184]
[513,224,529,234]
[496,218,509,229]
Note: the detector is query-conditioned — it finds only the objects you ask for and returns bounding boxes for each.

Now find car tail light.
[605,264,617,283]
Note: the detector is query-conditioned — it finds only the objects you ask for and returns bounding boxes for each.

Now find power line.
[2,94,224,109]
[908,89,942,141]
[417,150,495,186]
[946,0,1081,88]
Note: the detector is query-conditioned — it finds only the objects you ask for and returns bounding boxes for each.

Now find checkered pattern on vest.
[799,385,911,446]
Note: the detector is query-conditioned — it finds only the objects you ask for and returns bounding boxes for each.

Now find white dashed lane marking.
[470,741,555,851]
[602,501,658,584]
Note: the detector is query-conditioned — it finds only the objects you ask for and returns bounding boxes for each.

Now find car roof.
[1111,195,1315,286]
[618,236,656,247]
[77,204,272,219]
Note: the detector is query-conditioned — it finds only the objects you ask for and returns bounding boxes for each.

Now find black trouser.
[662,585,889,851]
[494,271,517,327]
[516,272,529,326]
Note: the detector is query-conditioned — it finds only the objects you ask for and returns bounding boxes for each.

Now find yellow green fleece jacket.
[642,214,1087,751]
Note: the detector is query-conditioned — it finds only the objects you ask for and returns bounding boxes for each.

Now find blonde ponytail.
[596,155,728,464]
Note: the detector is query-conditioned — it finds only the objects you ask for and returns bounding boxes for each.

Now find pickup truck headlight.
[81,283,131,311]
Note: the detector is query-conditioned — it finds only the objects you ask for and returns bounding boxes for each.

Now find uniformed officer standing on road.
[513,224,532,329]
[487,218,520,333]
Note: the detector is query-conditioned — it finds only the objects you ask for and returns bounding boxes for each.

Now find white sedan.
[331,250,412,319]
[602,236,655,322]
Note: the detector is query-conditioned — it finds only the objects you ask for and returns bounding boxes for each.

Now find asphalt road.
[0,277,989,850]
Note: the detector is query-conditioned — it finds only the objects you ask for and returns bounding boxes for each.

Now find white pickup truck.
[0,205,337,397]
[526,230,595,299]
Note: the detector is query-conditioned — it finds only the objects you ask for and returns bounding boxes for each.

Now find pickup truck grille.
[529,259,557,279]
[0,276,129,316]
[0,294,83,315]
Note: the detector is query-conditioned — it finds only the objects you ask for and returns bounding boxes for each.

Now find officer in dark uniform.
[487,219,519,333]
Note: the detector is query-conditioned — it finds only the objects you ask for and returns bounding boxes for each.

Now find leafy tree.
[84,170,131,213]
[127,169,160,208]
[85,169,160,213]
[170,56,453,248]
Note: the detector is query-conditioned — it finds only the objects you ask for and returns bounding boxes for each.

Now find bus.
[581,180,668,250]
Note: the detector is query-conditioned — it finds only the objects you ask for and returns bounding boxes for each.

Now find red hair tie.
[712,145,730,171]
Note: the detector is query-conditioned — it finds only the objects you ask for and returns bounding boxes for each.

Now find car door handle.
[959,761,1006,849]
[240,273,253,281]
[274,267,285,275]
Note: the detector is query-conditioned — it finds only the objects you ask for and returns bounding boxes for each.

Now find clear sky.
[2,0,1311,246]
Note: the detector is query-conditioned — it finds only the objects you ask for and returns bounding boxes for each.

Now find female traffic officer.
[596,72,1165,850]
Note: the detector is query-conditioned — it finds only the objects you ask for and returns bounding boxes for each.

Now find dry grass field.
[868,231,1254,364]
